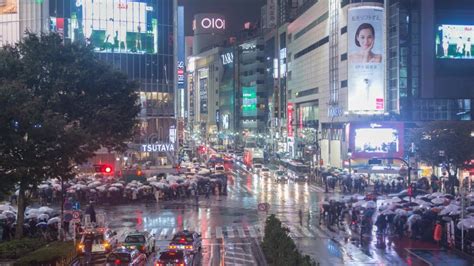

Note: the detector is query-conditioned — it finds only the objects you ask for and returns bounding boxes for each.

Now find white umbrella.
[38,184,50,189]
[431,192,445,197]
[431,197,446,205]
[38,213,49,220]
[353,200,366,207]
[2,211,16,218]
[395,209,408,216]
[407,214,421,225]
[47,217,60,225]
[466,206,474,212]
[390,197,402,203]
[0,214,7,220]
[25,208,39,216]
[457,218,474,230]
[96,186,107,191]
[108,187,120,192]
[39,206,54,213]
[0,205,16,212]
[26,213,38,219]
[111,183,124,187]
[147,177,157,182]
[89,189,97,193]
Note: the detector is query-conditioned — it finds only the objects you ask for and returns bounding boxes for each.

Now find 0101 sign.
[201,17,225,30]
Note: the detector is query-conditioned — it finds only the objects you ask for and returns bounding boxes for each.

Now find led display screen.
[436,24,474,59]
[349,122,404,159]
[242,86,257,116]
[70,0,158,54]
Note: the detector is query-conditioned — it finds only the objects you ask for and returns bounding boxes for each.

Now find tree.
[261,214,315,266]
[0,33,140,238]
[406,121,474,193]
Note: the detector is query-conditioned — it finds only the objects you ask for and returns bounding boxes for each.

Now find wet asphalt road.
[82,164,473,266]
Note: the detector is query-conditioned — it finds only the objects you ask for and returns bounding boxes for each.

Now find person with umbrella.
[85,203,96,224]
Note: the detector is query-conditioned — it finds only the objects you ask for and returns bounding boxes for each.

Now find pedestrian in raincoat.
[433,221,442,245]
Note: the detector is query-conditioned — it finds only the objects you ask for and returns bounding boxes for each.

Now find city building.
[45,0,177,166]
[281,0,473,172]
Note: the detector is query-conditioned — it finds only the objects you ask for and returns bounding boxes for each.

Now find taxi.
[77,227,118,255]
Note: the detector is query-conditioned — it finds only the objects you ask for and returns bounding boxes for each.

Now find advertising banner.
[199,77,208,114]
[242,86,257,117]
[287,103,294,138]
[0,0,17,14]
[71,0,158,54]
[347,6,385,112]
[349,122,404,159]
[436,24,474,59]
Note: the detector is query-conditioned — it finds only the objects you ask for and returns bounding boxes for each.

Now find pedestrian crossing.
[281,222,330,239]
[144,224,265,241]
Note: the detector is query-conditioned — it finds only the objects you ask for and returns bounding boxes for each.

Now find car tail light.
[114,259,121,265]
[186,245,193,250]
[155,262,164,266]
[178,237,186,244]
[169,245,177,249]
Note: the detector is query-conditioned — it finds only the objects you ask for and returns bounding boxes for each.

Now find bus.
[281,160,310,182]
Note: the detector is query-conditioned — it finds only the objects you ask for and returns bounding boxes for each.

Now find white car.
[252,164,263,174]
[273,170,288,182]
[260,167,271,177]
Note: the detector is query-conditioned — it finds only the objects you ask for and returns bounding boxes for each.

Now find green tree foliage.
[261,214,316,266]
[0,33,140,238]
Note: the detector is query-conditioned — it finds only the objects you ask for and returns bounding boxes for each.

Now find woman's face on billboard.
[357,28,374,51]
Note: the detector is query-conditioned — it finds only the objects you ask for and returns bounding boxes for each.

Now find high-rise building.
[46,0,177,166]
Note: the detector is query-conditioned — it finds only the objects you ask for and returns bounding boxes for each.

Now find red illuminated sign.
[287,103,294,138]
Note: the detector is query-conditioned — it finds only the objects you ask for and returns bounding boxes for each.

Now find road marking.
[295,224,315,237]
[286,224,303,238]
[159,228,169,240]
[237,226,246,238]
[226,226,235,238]
[206,226,212,239]
[248,226,257,238]
[216,226,223,239]
[170,227,176,237]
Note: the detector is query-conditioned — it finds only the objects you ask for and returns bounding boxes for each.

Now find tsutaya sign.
[141,143,175,152]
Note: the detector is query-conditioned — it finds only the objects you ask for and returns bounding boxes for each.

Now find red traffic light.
[94,164,114,174]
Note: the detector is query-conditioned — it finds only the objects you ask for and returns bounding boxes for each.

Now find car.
[260,167,271,177]
[288,170,308,182]
[122,231,155,255]
[77,227,118,255]
[168,230,202,254]
[105,248,147,266]
[273,170,288,182]
[155,250,193,266]
[252,164,263,174]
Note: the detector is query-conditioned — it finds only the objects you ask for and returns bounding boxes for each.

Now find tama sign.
[193,14,226,33]
[141,143,175,152]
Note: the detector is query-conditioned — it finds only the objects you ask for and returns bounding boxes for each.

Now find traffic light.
[94,164,114,174]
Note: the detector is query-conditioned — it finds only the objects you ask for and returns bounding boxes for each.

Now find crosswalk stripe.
[294,224,314,237]
[248,226,257,238]
[170,228,176,237]
[286,224,303,238]
[237,226,246,238]
[206,226,212,239]
[226,226,235,238]
[216,227,223,239]
[159,228,169,240]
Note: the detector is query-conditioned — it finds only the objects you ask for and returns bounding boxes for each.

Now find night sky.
[178,0,266,36]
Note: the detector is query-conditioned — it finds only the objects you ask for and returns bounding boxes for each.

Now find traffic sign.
[258,203,270,211]
[72,202,80,210]
[72,211,80,220]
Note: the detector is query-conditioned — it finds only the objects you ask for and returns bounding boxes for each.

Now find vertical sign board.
[287,103,294,138]
[347,6,385,113]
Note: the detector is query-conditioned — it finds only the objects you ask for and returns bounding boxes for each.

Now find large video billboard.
[349,122,404,159]
[70,0,158,54]
[436,24,474,59]
[347,6,385,112]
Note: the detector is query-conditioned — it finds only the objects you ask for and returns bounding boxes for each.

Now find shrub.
[0,238,46,260]
[14,241,75,266]
[261,214,316,266]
